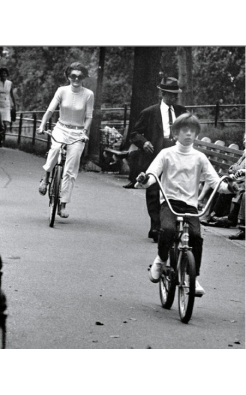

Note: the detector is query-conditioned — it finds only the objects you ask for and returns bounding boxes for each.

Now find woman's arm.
[37,110,53,134]
[37,89,61,134]
[83,117,93,137]
[83,91,94,136]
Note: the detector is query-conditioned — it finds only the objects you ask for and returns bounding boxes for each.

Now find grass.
[3,137,47,158]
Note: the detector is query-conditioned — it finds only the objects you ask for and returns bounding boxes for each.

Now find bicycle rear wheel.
[49,166,62,228]
[178,250,196,324]
[159,247,177,309]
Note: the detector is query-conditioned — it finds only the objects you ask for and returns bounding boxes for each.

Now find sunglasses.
[69,74,83,81]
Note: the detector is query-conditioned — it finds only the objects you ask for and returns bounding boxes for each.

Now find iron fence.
[3,102,245,150]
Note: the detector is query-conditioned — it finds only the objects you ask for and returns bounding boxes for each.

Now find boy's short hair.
[172,113,201,136]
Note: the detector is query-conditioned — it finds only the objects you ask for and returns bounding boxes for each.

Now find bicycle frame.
[44,130,87,227]
[147,172,229,219]
[146,172,230,323]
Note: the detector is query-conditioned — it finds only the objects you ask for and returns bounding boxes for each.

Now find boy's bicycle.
[142,173,230,324]
[44,130,87,228]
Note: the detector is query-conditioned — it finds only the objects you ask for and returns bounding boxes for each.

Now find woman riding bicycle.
[37,61,94,218]
[136,113,238,296]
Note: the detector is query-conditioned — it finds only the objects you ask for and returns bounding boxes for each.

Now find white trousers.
[43,126,85,203]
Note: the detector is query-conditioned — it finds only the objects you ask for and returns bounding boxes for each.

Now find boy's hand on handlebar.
[235,169,245,179]
[136,172,150,185]
[227,179,239,194]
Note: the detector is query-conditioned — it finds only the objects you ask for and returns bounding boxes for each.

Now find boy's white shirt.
[144,141,230,208]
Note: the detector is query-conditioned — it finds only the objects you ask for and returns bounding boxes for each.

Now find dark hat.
[157,77,182,93]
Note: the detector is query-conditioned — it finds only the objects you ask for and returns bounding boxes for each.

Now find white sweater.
[47,85,94,127]
[145,141,230,208]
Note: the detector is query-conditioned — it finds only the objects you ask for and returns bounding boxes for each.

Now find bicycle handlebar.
[44,130,88,145]
[143,173,231,218]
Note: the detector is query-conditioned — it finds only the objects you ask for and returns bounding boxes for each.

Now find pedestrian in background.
[129,77,186,242]
[0,67,16,147]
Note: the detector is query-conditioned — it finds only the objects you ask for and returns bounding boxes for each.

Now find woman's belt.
[58,121,84,130]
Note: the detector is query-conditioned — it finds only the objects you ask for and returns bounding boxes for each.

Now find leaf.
[6,256,21,260]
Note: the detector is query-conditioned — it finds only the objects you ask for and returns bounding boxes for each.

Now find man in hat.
[129,77,186,242]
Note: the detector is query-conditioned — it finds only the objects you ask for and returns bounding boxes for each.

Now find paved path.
[0,147,245,349]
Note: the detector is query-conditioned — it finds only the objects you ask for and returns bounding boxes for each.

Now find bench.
[193,138,243,175]
[101,126,130,173]
[102,127,244,177]
[194,138,244,205]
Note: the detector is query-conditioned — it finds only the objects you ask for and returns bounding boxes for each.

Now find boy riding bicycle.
[136,113,237,296]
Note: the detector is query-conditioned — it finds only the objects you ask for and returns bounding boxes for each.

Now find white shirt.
[145,141,230,208]
[160,100,176,138]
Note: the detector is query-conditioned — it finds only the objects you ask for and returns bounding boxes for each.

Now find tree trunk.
[87,47,105,163]
[177,47,193,106]
[126,47,162,147]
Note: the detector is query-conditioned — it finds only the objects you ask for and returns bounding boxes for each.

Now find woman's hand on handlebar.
[37,125,45,135]
[80,134,89,143]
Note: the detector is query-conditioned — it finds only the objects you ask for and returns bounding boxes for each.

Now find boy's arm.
[135,173,156,188]
[202,156,236,194]
[135,150,165,188]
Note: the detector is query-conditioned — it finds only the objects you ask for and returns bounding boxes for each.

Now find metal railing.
[3,103,245,150]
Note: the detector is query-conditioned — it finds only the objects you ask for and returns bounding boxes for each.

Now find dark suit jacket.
[129,103,186,172]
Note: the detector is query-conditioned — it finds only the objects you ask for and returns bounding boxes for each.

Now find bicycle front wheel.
[49,166,62,228]
[178,250,196,324]
[159,248,177,309]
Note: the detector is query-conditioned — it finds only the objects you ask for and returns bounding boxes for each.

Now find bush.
[198,123,245,149]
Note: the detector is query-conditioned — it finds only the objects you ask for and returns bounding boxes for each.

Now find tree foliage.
[193,46,245,104]
[3,46,100,111]
[1,46,244,114]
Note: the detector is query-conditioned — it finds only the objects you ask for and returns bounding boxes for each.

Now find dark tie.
[168,106,173,139]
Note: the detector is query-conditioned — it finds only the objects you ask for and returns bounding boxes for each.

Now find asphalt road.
[0,147,245,349]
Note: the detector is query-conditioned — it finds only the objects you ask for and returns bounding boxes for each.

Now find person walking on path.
[129,77,186,242]
[37,62,94,218]
[0,67,16,147]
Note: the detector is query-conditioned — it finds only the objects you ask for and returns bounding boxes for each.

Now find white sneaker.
[58,209,69,218]
[195,279,205,297]
[149,255,166,283]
